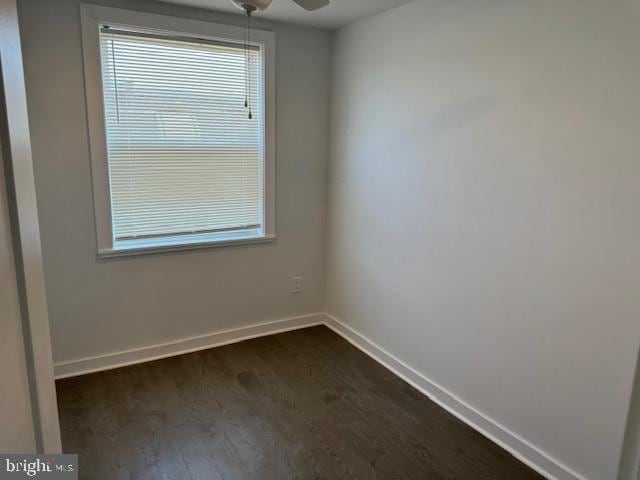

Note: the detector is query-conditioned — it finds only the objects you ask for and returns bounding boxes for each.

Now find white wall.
[327,1,640,479]
[17,0,330,365]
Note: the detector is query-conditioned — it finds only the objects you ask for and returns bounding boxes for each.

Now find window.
[81,6,275,256]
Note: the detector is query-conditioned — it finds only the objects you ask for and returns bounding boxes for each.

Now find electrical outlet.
[291,276,302,294]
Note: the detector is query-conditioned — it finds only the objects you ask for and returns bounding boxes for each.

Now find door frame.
[0,0,61,453]
[619,348,640,480]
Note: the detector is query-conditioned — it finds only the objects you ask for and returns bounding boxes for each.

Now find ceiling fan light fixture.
[231,0,274,12]
[230,0,329,13]
[230,0,330,120]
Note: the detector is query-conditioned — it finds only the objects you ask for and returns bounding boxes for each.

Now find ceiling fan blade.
[291,0,329,11]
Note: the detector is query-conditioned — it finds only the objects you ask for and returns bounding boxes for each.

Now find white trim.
[323,313,587,480]
[54,313,323,379]
[53,311,588,480]
[618,349,640,480]
[79,4,277,257]
[0,0,62,452]
[98,234,276,258]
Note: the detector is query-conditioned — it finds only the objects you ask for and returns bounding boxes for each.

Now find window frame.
[80,5,276,258]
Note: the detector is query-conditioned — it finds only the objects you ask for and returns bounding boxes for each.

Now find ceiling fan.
[232,0,329,119]
[231,0,330,14]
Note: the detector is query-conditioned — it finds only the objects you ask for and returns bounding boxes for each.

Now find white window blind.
[99,27,264,246]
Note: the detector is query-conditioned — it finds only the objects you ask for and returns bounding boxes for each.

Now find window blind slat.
[100,28,263,242]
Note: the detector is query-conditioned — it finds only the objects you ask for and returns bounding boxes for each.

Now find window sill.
[98,234,276,259]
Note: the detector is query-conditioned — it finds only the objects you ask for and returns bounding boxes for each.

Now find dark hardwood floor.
[57,326,544,480]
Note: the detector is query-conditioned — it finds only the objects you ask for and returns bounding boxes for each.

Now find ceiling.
[157,0,414,29]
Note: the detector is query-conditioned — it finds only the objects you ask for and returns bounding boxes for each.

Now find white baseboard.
[323,313,586,480]
[54,313,324,379]
[54,310,585,480]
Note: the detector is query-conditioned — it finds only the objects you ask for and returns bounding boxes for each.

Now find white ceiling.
[157,0,414,29]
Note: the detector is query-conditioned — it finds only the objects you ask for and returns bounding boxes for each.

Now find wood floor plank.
[292,328,524,479]
[214,341,349,476]
[302,327,532,480]
[246,334,443,480]
[103,367,163,480]
[187,349,306,479]
[57,326,545,480]
[259,332,458,479]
